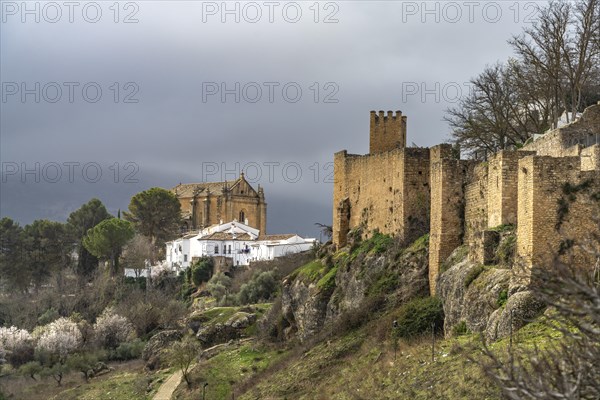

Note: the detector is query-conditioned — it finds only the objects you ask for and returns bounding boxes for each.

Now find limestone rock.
[142,330,182,370]
[196,323,238,347]
[225,312,257,329]
[437,251,510,338]
[281,278,331,342]
[485,290,545,342]
[281,236,429,343]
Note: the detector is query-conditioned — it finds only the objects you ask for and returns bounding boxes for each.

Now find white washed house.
[165,220,316,271]
[250,234,316,261]
[165,232,202,269]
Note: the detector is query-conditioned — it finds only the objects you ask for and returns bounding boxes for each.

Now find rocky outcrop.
[485,290,545,342]
[329,254,385,316]
[195,311,257,347]
[437,246,547,340]
[437,254,510,337]
[227,311,256,329]
[461,268,510,333]
[281,235,429,342]
[196,323,238,346]
[281,277,331,341]
[143,330,182,370]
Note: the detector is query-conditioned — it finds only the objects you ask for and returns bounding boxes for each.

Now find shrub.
[367,271,398,297]
[407,233,429,252]
[93,308,135,350]
[116,289,186,338]
[495,234,516,264]
[37,308,60,326]
[392,297,444,339]
[207,272,232,302]
[497,290,508,308]
[190,257,214,286]
[489,224,515,233]
[237,271,277,305]
[0,326,34,367]
[464,265,485,288]
[370,231,394,255]
[350,230,393,259]
[110,339,145,361]
[18,360,43,380]
[65,352,99,381]
[124,276,147,290]
[451,321,469,337]
[179,282,195,303]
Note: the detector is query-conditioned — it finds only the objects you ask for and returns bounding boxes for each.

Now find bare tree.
[510,0,600,125]
[448,0,600,157]
[121,234,154,277]
[315,223,333,241]
[445,62,542,156]
[168,336,200,387]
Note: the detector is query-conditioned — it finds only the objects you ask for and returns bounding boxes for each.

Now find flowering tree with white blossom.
[0,326,34,366]
[93,308,135,349]
[33,317,82,385]
[35,318,82,362]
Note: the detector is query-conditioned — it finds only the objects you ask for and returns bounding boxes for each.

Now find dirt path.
[152,340,254,400]
[153,370,182,400]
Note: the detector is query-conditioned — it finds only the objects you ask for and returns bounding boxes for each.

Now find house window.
[184,255,188,262]
[228,245,231,254]
[239,211,245,223]
[214,245,219,254]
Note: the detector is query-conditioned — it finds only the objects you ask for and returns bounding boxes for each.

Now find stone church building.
[172,172,267,233]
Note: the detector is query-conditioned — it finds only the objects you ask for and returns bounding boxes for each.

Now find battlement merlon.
[369,110,407,154]
[371,110,404,120]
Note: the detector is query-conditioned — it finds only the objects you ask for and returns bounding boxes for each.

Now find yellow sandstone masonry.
[429,144,470,294]
[334,111,430,247]
[172,173,267,233]
[517,156,600,285]
[333,104,600,295]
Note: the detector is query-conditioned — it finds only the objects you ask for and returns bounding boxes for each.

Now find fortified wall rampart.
[333,103,600,295]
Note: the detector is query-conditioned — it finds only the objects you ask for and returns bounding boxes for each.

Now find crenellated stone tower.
[333,110,430,248]
[369,110,407,154]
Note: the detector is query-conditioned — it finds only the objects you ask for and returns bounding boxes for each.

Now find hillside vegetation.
[167,230,578,399]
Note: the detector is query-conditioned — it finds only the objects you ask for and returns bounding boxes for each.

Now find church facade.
[172,173,267,233]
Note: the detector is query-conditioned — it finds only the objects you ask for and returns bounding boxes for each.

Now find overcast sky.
[0,0,543,238]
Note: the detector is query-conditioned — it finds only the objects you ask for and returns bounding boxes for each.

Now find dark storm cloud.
[0,1,542,237]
